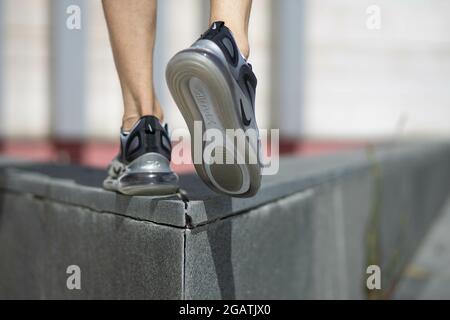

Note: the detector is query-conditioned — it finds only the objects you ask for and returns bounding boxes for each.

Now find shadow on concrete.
[179,173,236,299]
[206,219,236,299]
[177,173,217,200]
[175,167,238,288]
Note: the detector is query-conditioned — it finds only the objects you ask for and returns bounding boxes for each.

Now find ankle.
[122,114,140,132]
[209,19,250,59]
[153,99,164,122]
[122,99,164,131]
[236,38,250,59]
[227,29,250,59]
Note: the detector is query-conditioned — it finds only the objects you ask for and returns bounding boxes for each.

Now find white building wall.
[304,0,450,138]
[248,0,272,132]
[5,1,447,141]
[3,0,50,138]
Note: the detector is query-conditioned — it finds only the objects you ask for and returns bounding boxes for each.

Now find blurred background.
[0,0,449,168]
[1,0,450,300]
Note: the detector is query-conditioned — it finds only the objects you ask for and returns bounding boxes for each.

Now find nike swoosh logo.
[112,166,122,177]
[240,99,252,126]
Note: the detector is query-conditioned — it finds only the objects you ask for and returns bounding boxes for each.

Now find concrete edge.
[0,168,187,227]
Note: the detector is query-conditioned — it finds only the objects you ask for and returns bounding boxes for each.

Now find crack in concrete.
[186,189,315,230]
[0,188,188,230]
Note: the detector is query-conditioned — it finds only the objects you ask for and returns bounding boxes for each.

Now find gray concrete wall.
[374,143,450,295]
[394,197,450,299]
[0,192,184,299]
[305,0,450,138]
[185,190,316,299]
[184,171,375,299]
[0,141,450,299]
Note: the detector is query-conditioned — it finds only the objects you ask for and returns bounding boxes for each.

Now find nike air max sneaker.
[166,21,262,197]
[103,115,179,196]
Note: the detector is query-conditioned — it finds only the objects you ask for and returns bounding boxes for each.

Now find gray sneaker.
[166,21,262,198]
[103,115,179,196]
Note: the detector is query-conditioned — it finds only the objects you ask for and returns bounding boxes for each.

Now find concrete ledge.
[0,140,450,299]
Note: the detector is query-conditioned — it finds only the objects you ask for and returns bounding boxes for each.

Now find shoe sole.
[104,176,179,196]
[166,46,261,197]
[103,153,179,196]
